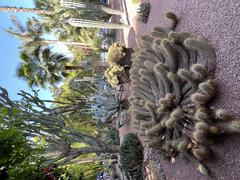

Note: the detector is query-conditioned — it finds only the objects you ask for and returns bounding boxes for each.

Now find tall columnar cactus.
[129,17,240,175]
[68,18,129,29]
[60,0,124,15]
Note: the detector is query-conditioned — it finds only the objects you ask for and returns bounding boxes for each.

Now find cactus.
[128,22,240,176]
[104,42,132,86]
[137,2,151,24]
[68,18,129,29]
[215,109,233,121]
[104,64,124,86]
[166,11,179,30]
[60,0,124,15]
[107,43,126,64]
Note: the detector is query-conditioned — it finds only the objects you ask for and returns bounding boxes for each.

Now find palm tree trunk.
[0,6,52,15]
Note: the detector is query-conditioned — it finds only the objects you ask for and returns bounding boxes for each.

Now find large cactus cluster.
[129,27,240,175]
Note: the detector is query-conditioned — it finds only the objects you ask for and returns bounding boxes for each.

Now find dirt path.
[114,0,240,179]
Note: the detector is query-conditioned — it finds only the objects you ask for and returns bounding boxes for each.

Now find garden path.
[114,0,240,179]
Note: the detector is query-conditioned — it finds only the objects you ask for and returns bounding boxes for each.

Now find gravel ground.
[116,0,240,179]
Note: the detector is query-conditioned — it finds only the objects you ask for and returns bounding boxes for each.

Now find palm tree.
[16,47,83,88]
[0,0,55,14]
[0,5,51,14]
[7,16,92,50]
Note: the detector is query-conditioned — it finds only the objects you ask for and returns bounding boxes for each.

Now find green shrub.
[120,133,144,179]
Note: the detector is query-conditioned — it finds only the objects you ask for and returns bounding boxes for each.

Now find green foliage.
[53,150,101,180]
[7,155,45,180]
[7,1,108,77]
[66,162,101,180]
[0,127,45,179]
[0,128,31,167]
[16,46,70,88]
[68,118,98,136]
[105,128,120,145]
[0,87,113,168]
[52,166,73,180]
[120,133,143,179]
[52,70,93,101]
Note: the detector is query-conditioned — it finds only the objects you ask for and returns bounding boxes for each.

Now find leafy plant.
[105,128,120,145]
[120,133,144,179]
[0,127,46,179]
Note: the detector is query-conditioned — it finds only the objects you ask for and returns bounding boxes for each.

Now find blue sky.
[0,0,53,100]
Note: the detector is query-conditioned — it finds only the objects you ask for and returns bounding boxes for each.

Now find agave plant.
[90,80,128,124]
[70,77,128,125]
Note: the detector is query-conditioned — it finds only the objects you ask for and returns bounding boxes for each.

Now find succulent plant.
[166,11,179,30]
[104,64,124,86]
[107,42,127,65]
[137,2,151,24]
[105,43,131,86]
[60,0,124,15]
[129,23,240,175]
[68,18,129,29]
